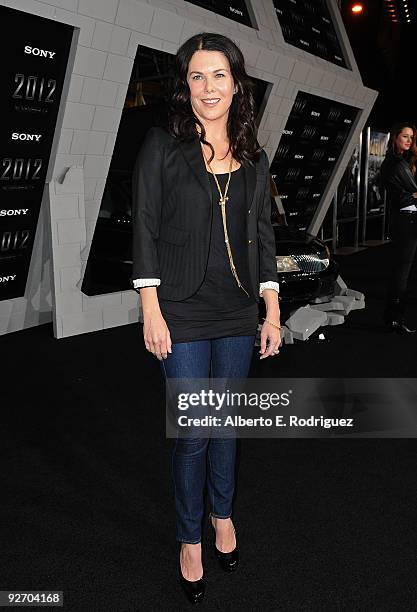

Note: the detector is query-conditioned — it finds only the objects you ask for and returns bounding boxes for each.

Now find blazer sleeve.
[257,151,279,293]
[130,127,164,287]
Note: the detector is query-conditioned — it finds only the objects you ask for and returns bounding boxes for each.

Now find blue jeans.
[160,335,255,543]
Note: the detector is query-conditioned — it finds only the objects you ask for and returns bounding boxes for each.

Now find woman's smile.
[201,98,221,106]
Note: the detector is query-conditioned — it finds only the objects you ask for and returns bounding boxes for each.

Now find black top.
[158,166,258,343]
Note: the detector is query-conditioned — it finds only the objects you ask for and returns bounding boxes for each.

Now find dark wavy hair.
[386,121,415,155]
[409,127,417,176]
[168,32,262,165]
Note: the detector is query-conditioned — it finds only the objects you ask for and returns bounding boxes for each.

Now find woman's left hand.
[259,320,281,359]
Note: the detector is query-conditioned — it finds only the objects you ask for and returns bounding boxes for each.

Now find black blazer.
[130,126,278,303]
[380,151,417,212]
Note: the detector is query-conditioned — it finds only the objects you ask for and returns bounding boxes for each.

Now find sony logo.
[335,56,342,61]
[344,119,352,124]
[311,111,320,117]
[0,275,16,283]
[0,209,29,216]
[312,27,321,34]
[320,136,329,141]
[280,194,288,199]
[230,7,243,16]
[24,45,56,59]
[304,175,313,180]
[328,157,336,162]
[12,133,42,142]
[300,40,309,46]
[294,154,304,159]
[283,130,293,135]
[313,193,321,197]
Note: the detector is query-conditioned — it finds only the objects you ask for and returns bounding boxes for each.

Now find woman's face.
[394,128,413,154]
[187,50,235,129]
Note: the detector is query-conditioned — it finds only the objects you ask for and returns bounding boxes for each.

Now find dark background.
[341,0,417,129]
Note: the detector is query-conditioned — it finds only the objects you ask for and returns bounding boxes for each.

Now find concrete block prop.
[56,166,84,194]
[116,0,154,33]
[73,47,107,79]
[82,292,122,311]
[310,300,345,312]
[121,290,140,308]
[281,325,294,344]
[55,290,83,314]
[67,75,84,103]
[62,102,95,131]
[53,243,80,268]
[150,8,184,44]
[332,295,356,315]
[92,107,121,132]
[351,299,365,311]
[57,218,86,245]
[54,9,96,47]
[78,0,119,23]
[103,54,133,84]
[311,295,334,304]
[0,301,13,317]
[325,312,345,326]
[345,288,365,301]
[334,275,348,295]
[286,307,327,341]
[51,195,79,220]
[103,306,131,328]
[61,311,103,337]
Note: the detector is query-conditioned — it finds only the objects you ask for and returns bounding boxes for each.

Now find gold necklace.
[201,144,249,297]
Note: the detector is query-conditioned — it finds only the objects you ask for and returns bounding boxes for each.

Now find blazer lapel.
[178,136,213,208]
[243,161,256,212]
[178,134,257,211]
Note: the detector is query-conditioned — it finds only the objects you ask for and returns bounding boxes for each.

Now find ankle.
[211,515,232,527]
[180,542,202,558]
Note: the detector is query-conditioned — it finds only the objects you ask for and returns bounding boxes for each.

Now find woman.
[380,122,417,333]
[131,32,280,604]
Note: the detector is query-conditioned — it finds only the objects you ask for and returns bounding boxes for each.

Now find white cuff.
[400,205,417,211]
[259,281,280,296]
[133,278,161,289]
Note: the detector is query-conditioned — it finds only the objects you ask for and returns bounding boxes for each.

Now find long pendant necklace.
[202,144,249,297]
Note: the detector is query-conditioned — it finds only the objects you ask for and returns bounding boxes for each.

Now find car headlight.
[276,256,301,273]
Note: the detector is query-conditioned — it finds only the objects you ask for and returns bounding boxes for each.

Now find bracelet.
[263,317,281,330]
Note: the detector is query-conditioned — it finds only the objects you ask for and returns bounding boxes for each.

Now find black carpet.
[1,243,417,611]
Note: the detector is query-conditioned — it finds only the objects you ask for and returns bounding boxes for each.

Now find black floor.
[1,243,417,611]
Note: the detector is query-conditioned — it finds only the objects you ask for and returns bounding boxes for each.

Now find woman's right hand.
[143,311,172,360]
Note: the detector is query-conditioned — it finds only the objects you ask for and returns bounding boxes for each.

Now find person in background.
[380,122,417,333]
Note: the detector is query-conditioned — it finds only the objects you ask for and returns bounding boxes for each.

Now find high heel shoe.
[209,513,239,573]
[383,298,415,334]
[386,320,416,334]
[178,548,205,604]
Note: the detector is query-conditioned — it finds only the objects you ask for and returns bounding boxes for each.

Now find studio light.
[351,3,364,14]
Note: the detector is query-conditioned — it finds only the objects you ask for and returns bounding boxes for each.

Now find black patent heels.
[209,513,239,573]
[178,546,205,605]
[386,320,416,334]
